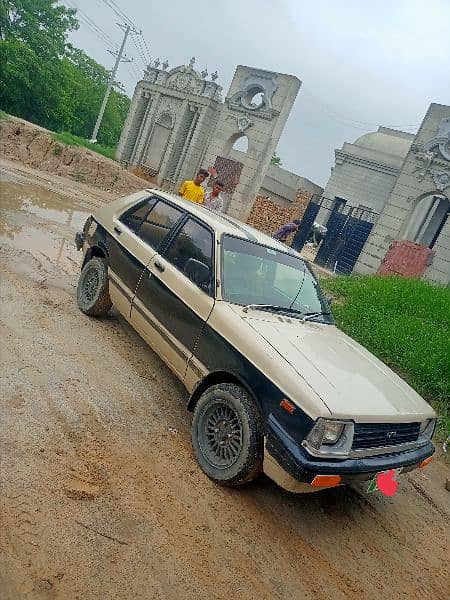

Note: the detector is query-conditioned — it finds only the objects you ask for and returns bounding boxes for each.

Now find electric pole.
[90,23,135,143]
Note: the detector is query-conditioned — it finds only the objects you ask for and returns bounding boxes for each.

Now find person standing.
[178,169,209,204]
[203,180,225,213]
[272,219,301,242]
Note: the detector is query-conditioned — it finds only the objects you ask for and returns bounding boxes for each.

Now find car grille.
[352,422,421,450]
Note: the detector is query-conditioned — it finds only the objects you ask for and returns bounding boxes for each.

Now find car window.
[164,218,214,294]
[137,201,184,249]
[222,235,333,323]
[119,197,157,232]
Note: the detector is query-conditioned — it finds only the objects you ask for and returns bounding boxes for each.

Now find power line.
[131,35,147,69]
[301,87,419,132]
[102,0,135,28]
[141,36,152,64]
[65,0,117,49]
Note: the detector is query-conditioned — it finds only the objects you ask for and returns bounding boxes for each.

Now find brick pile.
[377,240,435,277]
[246,188,313,243]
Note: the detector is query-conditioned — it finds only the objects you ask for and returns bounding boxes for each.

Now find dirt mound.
[0,116,146,195]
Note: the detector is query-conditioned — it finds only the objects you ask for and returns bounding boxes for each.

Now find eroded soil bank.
[0,161,449,599]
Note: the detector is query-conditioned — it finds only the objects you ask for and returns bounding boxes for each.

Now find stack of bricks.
[246,188,313,242]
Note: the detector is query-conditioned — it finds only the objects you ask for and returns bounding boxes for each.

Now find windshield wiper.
[300,311,332,322]
[242,304,304,315]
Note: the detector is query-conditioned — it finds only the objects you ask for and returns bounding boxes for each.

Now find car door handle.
[114,226,122,235]
[154,260,165,273]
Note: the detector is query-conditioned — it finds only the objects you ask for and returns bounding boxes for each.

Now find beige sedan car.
[75,189,436,493]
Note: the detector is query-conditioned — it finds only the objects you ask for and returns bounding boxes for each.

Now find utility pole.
[90,23,134,143]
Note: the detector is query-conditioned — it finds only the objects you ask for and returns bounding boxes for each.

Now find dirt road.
[0,160,449,600]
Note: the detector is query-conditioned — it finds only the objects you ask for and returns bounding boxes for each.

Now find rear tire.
[191,383,263,487]
[77,257,112,317]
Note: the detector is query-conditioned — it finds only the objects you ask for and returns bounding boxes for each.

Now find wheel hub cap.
[200,402,243,469]
[83,269,99,302]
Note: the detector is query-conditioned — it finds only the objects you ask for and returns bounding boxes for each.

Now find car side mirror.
[184,258,211,288]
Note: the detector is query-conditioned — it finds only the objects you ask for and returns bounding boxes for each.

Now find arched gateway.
[116,58,300,221]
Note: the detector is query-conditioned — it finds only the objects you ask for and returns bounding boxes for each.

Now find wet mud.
[0,162,449,599]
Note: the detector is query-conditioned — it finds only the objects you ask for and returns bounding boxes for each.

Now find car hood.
[239,310,434,421]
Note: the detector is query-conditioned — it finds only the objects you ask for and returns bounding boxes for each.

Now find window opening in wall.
[232,135,248,153]
[410,195,450,249]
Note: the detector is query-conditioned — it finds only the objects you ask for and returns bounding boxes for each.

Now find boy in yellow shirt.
[178,169,209,204]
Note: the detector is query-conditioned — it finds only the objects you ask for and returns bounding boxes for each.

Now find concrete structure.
[319,127,414,221]
[117,59,301,220]
[356,103,450,285]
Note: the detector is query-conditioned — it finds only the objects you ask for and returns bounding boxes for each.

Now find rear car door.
[107,196,184,316]
[131,217,215,379]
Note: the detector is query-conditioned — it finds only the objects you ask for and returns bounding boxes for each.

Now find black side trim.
[266,414,435,483]
[132,300,189,363]
[109,272,133,302]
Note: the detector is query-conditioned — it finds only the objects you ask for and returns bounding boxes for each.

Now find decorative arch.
[144,111,174,175]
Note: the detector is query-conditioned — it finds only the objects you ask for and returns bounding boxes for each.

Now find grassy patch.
[53,132,116,160]
[321,275,450,440]
[0,109,12,120]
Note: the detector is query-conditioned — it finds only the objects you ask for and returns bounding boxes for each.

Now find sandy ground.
[0,159,449,600]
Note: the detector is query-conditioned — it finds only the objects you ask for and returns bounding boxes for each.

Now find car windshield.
[221,235,333,323]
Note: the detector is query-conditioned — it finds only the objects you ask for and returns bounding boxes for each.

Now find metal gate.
[293,198,378,275]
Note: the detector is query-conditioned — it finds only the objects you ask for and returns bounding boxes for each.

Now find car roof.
[146,188,299,255]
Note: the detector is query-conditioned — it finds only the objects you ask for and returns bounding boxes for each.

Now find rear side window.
[165,218,214,293]
[138,201,184,249]
[119,197,157,232]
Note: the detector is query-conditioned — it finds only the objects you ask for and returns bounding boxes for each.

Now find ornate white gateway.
[116,58,301,220]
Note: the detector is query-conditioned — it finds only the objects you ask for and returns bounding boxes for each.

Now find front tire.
[191,383,263,487]
[77,257,112,317]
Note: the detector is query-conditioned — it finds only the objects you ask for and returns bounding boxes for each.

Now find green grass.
[0,109,12,120]
[52,132,116,160]
[321,275,450,440]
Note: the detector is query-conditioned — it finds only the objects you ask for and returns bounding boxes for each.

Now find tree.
[0,0,78,57]
[271,152,282,166]
[0,0,130,147]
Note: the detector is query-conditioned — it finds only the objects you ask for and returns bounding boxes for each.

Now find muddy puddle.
[0,180,89,272]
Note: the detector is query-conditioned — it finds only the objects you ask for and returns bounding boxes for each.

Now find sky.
[63,0,450,186]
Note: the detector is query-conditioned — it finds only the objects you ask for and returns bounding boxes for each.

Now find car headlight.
[302,418,354,457]
[419,419,436,440]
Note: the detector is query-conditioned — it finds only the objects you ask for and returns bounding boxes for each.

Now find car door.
[107,196,185,317]
[131,216,215,379]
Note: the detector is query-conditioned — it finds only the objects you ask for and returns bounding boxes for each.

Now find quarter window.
[165,219,214,293]
[119,197,157,232]
[138,201,184,249]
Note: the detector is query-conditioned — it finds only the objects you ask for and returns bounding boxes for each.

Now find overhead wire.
[100,0,152,67]
[65,0,117,49]
[301,87,420,132]
[131,35,147,69]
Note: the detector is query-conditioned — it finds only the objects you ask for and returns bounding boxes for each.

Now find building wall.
[423,217,450,285]
[321,150,400,214]
[355,103,450,285]
[228,149,322,207]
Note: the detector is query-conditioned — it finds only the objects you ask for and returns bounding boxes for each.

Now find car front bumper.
[264,414,435,493]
